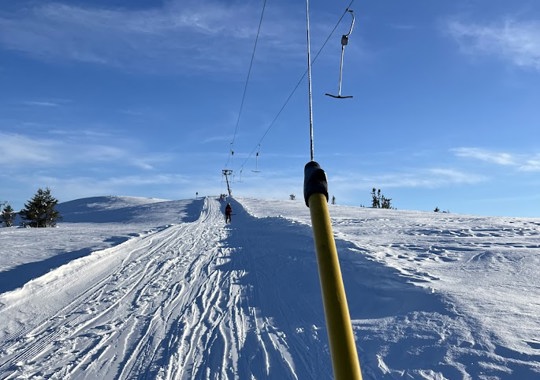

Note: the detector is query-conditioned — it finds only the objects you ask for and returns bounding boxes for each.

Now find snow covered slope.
[0,196,539,379]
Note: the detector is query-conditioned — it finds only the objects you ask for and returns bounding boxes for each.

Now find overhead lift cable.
[238,0,356,173]
[224,0,268,170]
[222,0,268,196]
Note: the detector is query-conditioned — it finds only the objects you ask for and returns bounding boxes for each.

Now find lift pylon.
[222,169,233,197]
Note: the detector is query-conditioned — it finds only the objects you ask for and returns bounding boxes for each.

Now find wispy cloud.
[520,156,540,172]
[0,133,60,166]
[0,1,305,74]
[452,147,517,166]
[17,172,198,203]
[21,100,63,107]
[425,168,487,186]
[452,147,540,172]
[388,23,416,31]
[0,132,169,170]
[333,167,486,191]
[445,18,540,71]
[201,134,234,144]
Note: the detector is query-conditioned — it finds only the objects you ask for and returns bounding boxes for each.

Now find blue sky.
[1,0,539,217]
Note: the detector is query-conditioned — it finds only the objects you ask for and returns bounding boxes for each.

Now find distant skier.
[225,203,232,223]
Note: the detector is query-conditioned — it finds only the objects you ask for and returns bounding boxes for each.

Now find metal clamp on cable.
[304,161,329,207]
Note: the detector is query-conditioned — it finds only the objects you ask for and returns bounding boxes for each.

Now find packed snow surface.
[1,196,539,379]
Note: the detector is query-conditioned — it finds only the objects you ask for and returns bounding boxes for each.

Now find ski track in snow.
[0,198,331,379]
[0,196,539,379]
[0,198,224,378]
[1,198,215,378]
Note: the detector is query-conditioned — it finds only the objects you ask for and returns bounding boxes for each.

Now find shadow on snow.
[1,199,205,294]
[213,199,454,379]
[215,199,538,379]
[58,197,203,224]
[0,248,91,294]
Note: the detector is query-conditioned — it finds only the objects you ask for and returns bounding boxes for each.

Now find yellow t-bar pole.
[304,161,362,380]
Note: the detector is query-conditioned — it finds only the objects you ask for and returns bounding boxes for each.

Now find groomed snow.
[1,196,539,379]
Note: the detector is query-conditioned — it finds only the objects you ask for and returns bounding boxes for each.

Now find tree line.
[1,188,61,228]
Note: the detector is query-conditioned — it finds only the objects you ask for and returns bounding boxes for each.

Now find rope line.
[237,0,356,172]
[225,0,268,169]
[306,0,315,161]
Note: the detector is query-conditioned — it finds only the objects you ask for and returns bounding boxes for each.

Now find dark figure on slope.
[225,203,232,223]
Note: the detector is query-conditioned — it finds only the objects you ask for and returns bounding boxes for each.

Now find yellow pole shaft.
[308,193,362,380]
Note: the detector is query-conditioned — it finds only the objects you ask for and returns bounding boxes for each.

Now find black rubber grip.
[303,161,329,207]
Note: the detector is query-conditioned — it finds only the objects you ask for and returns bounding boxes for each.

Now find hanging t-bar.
[326,9,355,99]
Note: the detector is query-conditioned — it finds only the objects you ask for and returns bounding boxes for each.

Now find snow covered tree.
[19,188,61,227]
[1,204,15,227]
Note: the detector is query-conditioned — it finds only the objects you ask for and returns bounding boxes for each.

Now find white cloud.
[520,156,540,172]
[453,147,540,173]
[201,134,234,144]
[446,18,540,71]
[332,167,486,191]
[14,172,195,203]
[0,132,168,171]
[0,1,305,73]
[452,147,517,166]
[426,168,487,186]
[21,100,62,107]
[0,133,61,166]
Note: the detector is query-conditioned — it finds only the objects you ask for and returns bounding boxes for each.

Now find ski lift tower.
[222,169,233,197]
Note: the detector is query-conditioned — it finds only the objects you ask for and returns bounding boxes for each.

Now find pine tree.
[20,188,61,227]
[381,195,392,209]
[371,188,380,208]
[371,188,392,209]
[1,204,15,227]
